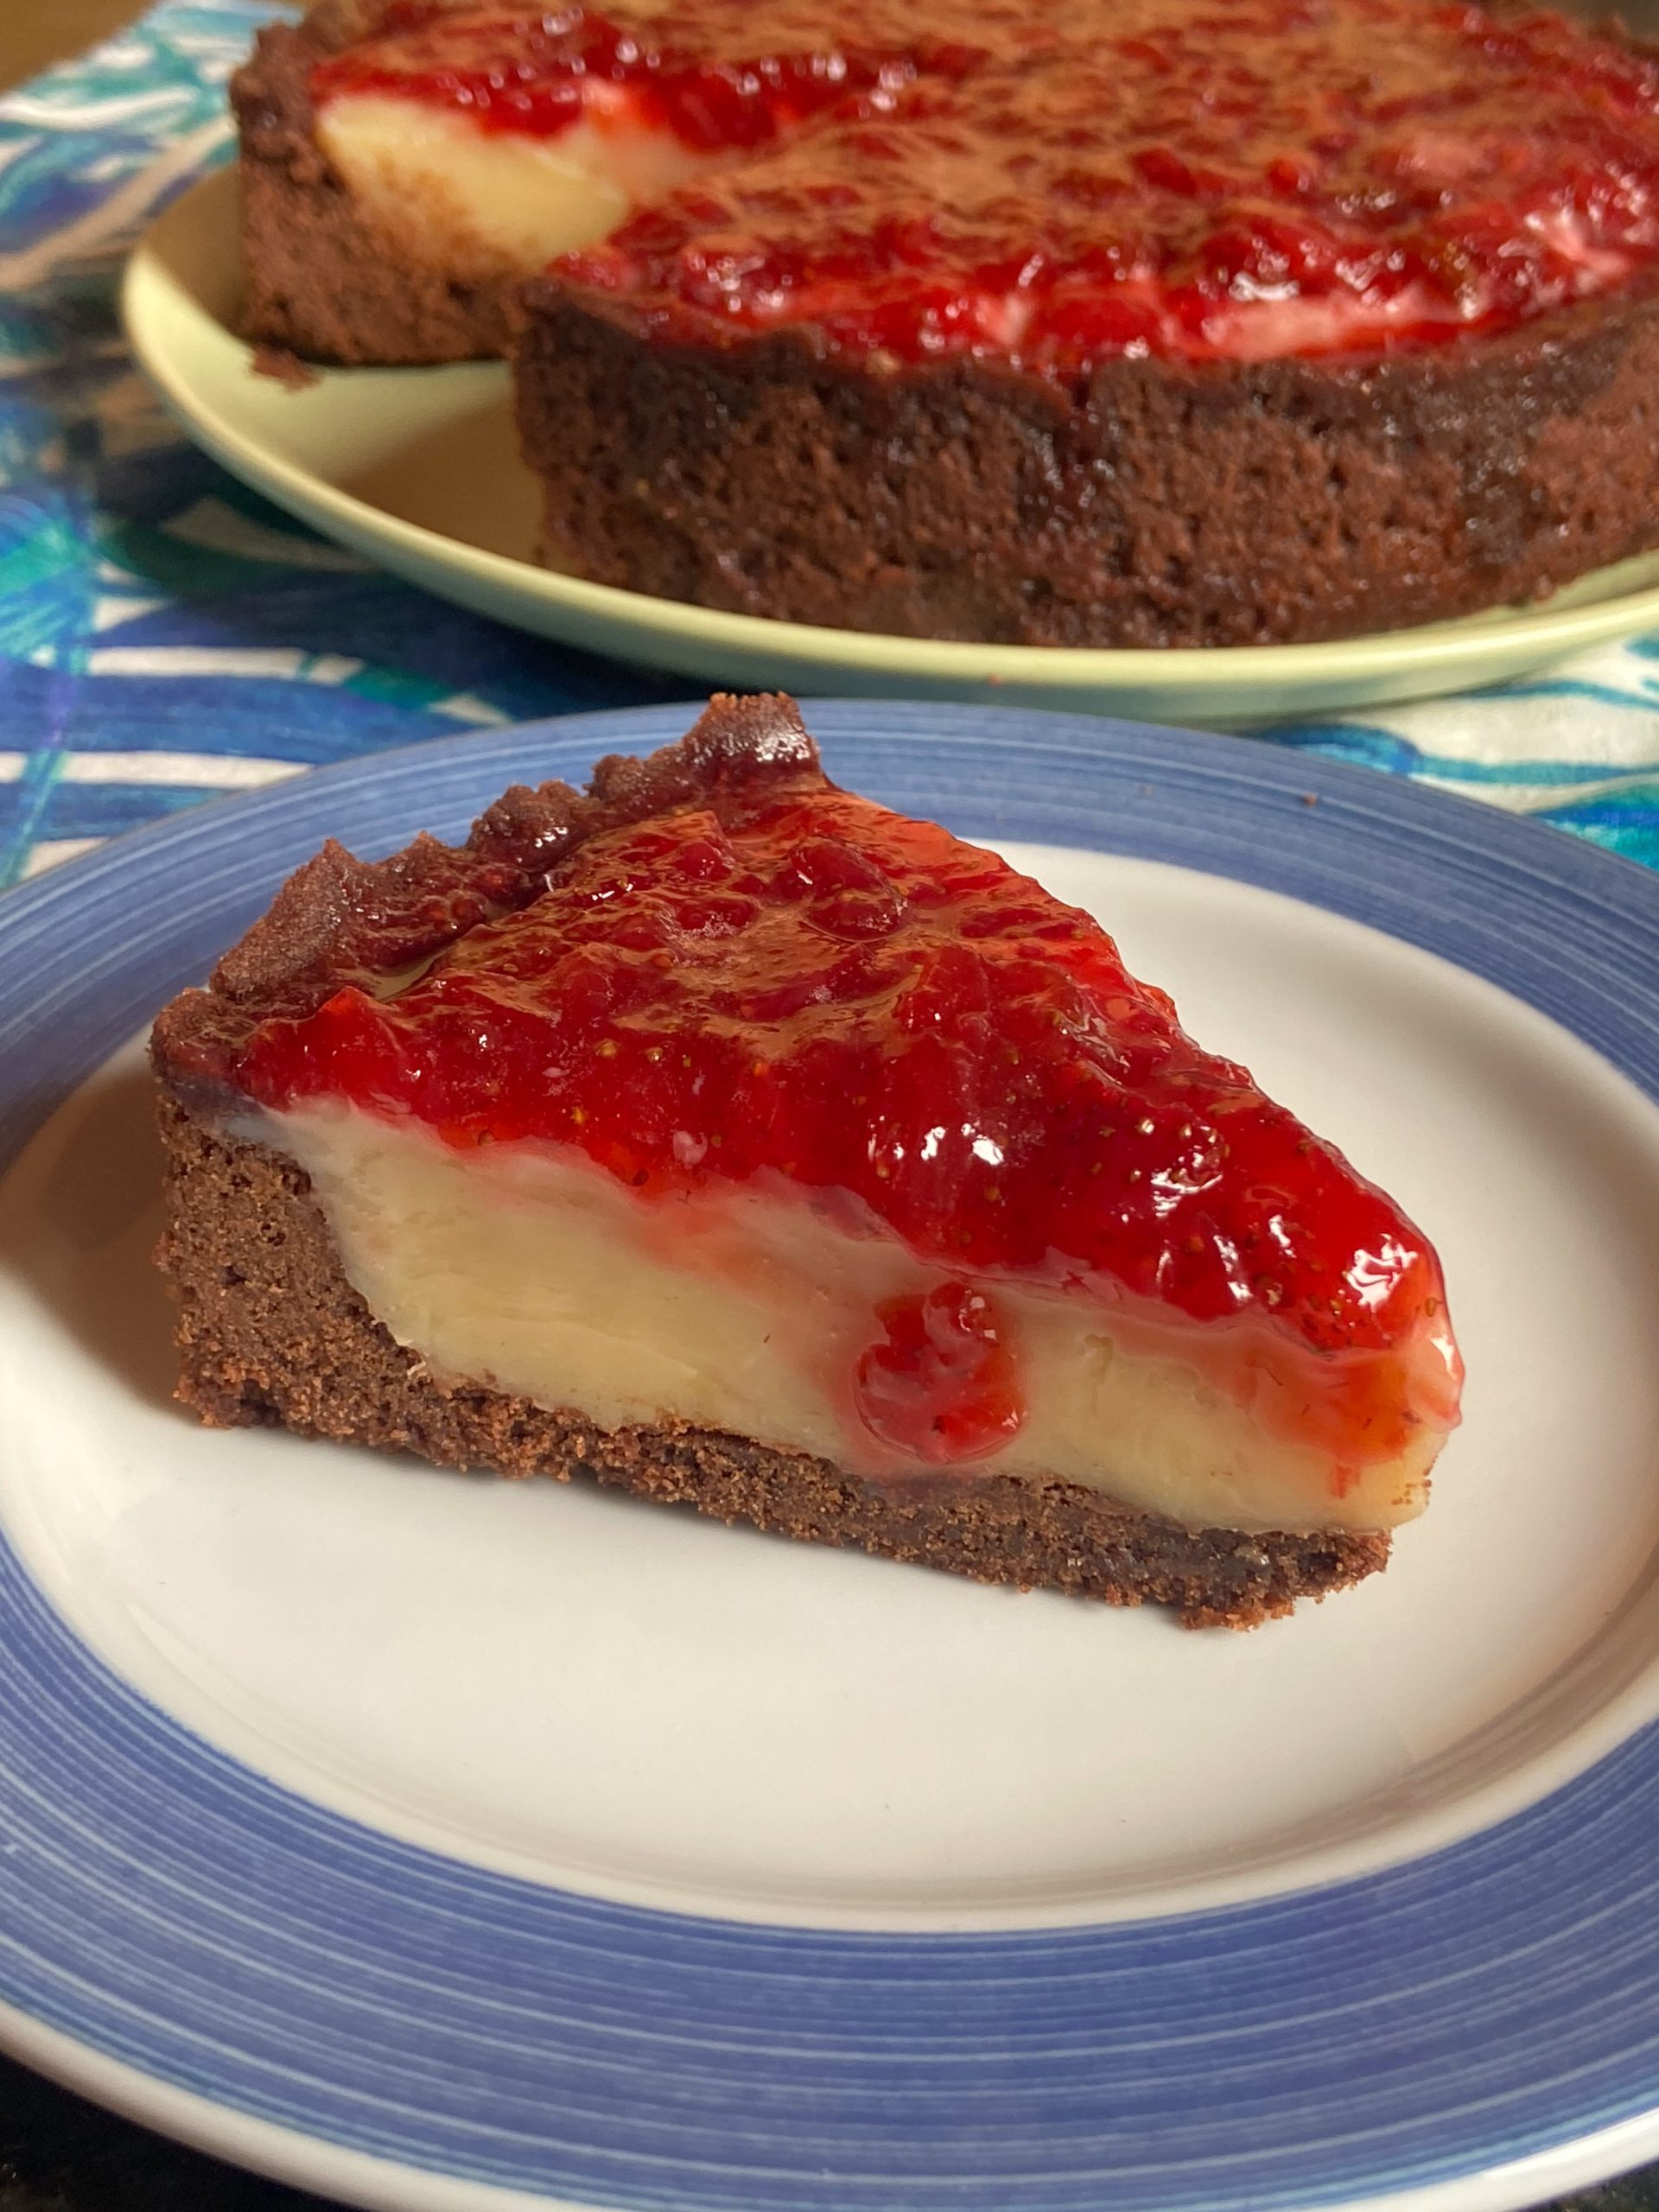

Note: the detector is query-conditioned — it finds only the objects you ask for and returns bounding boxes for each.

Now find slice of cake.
[232,0,1659,645]
[150,695,1462,1626]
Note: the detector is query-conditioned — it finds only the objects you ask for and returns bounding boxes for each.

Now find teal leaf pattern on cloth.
[1259,640,1659,870]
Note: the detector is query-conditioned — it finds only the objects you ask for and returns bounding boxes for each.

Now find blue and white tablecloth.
[2,0,1658,889]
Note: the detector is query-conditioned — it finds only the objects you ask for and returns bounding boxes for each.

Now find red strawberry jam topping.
[854,1283,1025,1463]
[232,766,1453,1477]
[314,0,1659,365]
[310,0,954,151]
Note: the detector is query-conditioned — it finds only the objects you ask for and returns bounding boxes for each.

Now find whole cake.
[232,0,1659,645]
[150,695,1463,1625]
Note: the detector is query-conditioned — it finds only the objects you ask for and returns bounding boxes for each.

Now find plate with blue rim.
[3,696,1659,2212]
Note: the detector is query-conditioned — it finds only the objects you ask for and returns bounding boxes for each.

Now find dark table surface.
[3,2045,1659,2212]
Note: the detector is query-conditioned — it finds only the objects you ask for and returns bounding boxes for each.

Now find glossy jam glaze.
[311,0,1659,365]
[230,769,1461,1469]
[311,0,967,149]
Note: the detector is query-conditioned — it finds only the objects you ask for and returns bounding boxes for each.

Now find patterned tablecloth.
[0,9,1656,2212]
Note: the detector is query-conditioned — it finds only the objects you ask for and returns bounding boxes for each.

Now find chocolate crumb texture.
[515,279,1659,649]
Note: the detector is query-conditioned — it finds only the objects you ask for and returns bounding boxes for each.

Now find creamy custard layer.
[314,93,710,277]
[257,1100,1445,1535]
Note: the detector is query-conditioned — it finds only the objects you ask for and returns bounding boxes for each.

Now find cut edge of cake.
[154,1096,1390,1629]
[232,9,525,365]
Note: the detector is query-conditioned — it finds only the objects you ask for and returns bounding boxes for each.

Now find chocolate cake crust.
[516,277,1659,649]
[232,8,524,365]
[153,1098,1389,1631]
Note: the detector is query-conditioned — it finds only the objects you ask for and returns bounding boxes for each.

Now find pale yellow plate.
[124,166,1659,726]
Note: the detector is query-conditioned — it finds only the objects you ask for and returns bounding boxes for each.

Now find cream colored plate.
[124,166,1659,726]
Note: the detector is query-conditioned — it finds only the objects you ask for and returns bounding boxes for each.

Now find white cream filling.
[314,91,712,278]
[254,1099,1449,1535]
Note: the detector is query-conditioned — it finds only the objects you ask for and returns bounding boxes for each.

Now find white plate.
[3,702,1659,2211]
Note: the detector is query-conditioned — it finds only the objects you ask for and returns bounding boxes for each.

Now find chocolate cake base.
[517,281,1659,649]
[232,13,521,365]
[153,1097,1391,1632]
